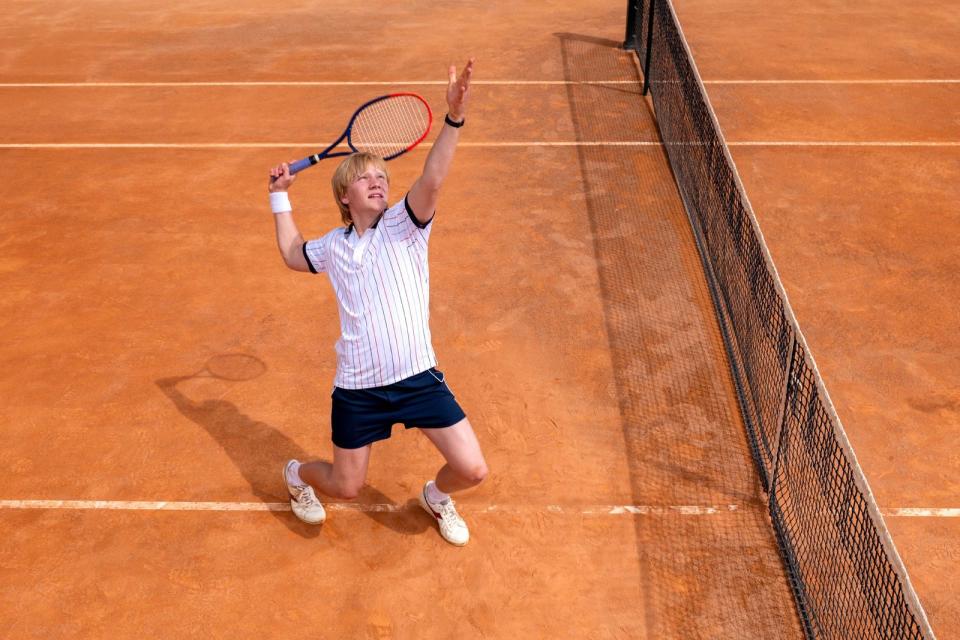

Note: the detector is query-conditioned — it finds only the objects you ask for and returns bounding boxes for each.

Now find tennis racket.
[287,93,433,175]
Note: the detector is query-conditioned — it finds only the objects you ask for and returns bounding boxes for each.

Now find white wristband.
[269,191,291,214]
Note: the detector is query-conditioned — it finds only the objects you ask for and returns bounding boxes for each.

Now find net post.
[642,0,655,95]
[623,0,641,51]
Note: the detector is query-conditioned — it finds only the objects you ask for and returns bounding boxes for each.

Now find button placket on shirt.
[349,228,376,266]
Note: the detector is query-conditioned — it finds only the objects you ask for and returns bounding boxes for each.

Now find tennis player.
[267,59,486,546]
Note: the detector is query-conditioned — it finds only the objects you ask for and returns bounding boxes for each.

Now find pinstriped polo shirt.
[301,195,437,389]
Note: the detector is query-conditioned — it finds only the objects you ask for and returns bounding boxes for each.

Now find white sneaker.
[418,481,469,546]
[283,460,326,524]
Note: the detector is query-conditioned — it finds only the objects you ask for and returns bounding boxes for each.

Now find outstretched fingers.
[447,58,475,119]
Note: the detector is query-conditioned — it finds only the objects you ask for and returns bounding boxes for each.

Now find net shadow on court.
[556,31,803,638]
[622,1,937,636]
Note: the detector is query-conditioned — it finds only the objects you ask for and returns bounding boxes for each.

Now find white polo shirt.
[301,196,437,389]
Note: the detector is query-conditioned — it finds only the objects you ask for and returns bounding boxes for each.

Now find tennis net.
[624,1,936,637]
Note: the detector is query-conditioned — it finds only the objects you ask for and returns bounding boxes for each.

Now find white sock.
[286,461,304,486]
[426,482,450,504]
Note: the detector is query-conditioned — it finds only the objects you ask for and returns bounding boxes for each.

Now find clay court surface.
[1,0,956,637]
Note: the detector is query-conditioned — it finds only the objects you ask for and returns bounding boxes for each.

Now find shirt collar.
[344,212,383,236]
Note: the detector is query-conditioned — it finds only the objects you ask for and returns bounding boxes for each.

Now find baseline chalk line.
[0,499,736,515]
[3,141,957,150]
[1,500,955,517]
[0,80,642,88]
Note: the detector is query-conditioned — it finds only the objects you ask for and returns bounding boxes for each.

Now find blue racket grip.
[289,157,315,175]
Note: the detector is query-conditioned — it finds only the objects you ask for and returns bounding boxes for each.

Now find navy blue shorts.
[330,368,466,449]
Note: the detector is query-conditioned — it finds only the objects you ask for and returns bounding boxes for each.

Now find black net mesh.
[624,1,934,637]
[773,340,929,639]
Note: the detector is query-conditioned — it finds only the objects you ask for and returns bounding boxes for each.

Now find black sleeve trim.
[404,195,434,229]
[302,242,318,274]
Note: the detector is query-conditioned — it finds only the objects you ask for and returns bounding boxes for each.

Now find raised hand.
[446,58,474,122]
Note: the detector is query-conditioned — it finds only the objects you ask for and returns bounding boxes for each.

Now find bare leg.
[419,417,488,494]
[298,444,372,500]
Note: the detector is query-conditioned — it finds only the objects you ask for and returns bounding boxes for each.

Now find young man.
[267,59,487,546]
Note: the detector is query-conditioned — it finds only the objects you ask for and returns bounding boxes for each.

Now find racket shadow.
[155,362,428,538]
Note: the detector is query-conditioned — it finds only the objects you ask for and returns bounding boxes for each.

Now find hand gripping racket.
[287,93,433,175]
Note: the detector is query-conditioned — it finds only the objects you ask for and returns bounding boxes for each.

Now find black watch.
[444,114,465,128]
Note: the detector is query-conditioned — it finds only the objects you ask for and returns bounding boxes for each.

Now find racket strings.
[350,95,430,159]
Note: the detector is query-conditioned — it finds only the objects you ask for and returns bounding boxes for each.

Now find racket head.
[204,353,267,381]
[346,93,433,160]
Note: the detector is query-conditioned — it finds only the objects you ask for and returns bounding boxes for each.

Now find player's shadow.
[155,370,430,539]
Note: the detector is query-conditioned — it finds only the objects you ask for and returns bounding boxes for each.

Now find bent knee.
[461,462,489,486]
[336,481,364,501]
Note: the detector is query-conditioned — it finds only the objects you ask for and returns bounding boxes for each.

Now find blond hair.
[331,153,390,225]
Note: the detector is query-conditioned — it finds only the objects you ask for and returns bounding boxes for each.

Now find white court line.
[728,141,960,147]
[2,141,958,150]
[1,80,957,88]
[884,508,960,518]
[0,142,663,149]
[0,499,736,515]
[705,79,960,85]
[0,500,955,517]
[0,80,642,88]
